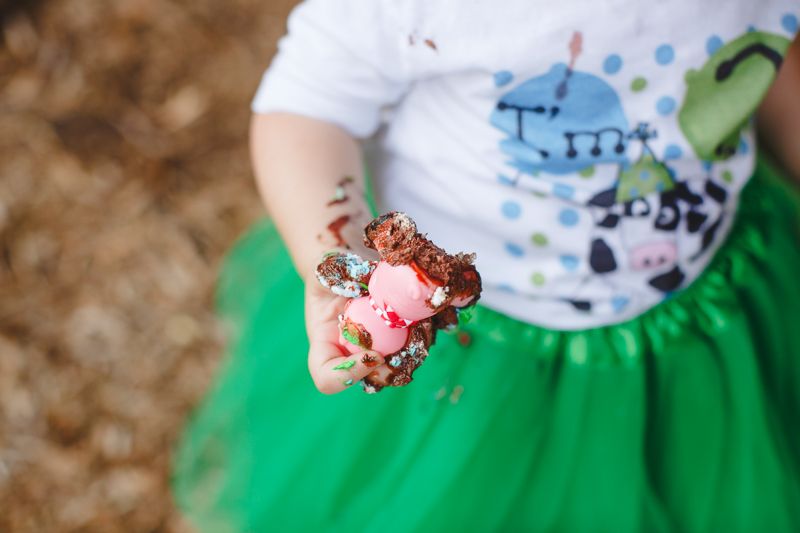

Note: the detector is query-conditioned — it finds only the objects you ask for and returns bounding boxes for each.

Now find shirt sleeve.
[251,0,411,138]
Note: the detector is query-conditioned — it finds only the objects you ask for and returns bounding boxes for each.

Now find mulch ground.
[0,0,298,530]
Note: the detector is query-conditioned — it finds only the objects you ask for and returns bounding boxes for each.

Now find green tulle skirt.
[173,157,800,533]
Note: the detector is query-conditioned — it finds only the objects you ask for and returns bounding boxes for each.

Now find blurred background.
[0,0,299,530]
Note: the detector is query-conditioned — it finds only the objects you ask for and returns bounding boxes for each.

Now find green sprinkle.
[458,307,473,324]
[333,359,356,370]
[341,328,360,347]
[359,281,369,291]
[344,379,353,386]
[323,251,338,258]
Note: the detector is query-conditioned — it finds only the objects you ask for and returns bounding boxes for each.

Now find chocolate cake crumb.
[362,212,482,306]
[361,353,379,367]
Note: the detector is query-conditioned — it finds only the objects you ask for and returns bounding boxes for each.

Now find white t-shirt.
[252,0,799,330]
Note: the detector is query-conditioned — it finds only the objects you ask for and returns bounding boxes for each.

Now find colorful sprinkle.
[333,359,356,370]
[344,379,353,386]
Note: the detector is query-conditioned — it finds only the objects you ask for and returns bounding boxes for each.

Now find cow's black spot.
[649,266,685,292]
[656,203,680,231]
[589,239,617,273]
[568,300,592,311]
[673,182,703,205]
[599,214,620,228]
[625,198,651,217]
[705,180,727,204]
[687,210,707,233]
[589,188,617,208]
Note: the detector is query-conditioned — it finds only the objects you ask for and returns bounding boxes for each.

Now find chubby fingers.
[308,341,385,394]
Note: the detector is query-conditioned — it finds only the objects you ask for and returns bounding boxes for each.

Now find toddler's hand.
[304,256,385,394]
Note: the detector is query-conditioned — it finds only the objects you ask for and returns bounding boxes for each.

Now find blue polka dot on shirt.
[739,140,748,154]
[560,255,579,271]
[783,14,799,34]
[501,200,521,219]
[493,70,514,87]
[553,183,575,199]
[611,296,630,312]
[603,54,623,74]
[656,96,676,115]
[505,242,524,257]
[558,208,579,227]
[664,144,682,159]
[497,174,514,186]
[706,35,723,56]
[655,44,674,65]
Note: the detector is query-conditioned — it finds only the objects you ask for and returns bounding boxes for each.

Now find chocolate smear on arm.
[327,215,351,248]
[326,176,355,206]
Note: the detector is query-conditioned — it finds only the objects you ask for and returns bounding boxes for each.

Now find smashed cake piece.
[316,212,482,393]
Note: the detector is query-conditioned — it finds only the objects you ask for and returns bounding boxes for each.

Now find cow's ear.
[589,188,617,208]
[599,214,620,228]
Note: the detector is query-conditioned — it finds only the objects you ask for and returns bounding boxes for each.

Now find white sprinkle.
[431,286,449,307]
[331,281,361,298]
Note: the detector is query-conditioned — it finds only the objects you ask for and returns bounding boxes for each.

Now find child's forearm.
[758,36,800,182]
[249,112,377,276]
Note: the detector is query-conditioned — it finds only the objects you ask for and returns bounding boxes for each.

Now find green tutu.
[173,156,800,532]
